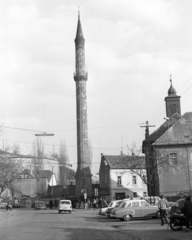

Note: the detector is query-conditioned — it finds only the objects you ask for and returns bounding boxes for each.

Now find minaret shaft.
[74,14,92,198]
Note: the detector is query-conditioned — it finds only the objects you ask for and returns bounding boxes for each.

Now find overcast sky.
[1,0,192,174]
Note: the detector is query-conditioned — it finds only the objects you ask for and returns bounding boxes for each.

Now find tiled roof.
[154,112,192,145]
[143,113,181,144]
[103,155,145,169]
[18,169,34,178]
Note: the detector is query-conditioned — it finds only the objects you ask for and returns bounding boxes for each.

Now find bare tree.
[0,154,22,193]
[11,144,20,154]
[31,138,44,173]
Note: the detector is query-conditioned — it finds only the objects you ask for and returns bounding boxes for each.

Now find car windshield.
[176,199,185,206]
[116,201,123,207]
[120,202,128,208]
[108,202,113,207]
[60,201,70,205]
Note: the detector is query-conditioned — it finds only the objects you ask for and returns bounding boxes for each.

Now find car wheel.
[152,211,160,219]
[170,218,182,231]
[123,214,132,221]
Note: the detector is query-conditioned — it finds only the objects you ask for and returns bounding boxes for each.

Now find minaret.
[165,75,181,118]
[74,12,92,198]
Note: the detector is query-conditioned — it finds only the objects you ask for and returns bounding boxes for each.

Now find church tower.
[74,12,92,198]
[165,75,181,118]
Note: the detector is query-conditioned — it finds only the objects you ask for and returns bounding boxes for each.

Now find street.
[0,208,191,240]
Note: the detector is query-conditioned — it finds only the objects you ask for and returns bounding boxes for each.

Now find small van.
[58,200,72,214]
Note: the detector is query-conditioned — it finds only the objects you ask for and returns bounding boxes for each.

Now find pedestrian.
[99,197,103,209]
[158,194,169,225]
[103,197,108,207]
[49,199,53,209]
[93,198,97,210]
[6,202,12,214]
[183,195,192,232]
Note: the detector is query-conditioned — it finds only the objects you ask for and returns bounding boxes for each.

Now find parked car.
[106,200,126,217]
[58,200,72,214]
[34,201,46,210]
[144,196,175,208]
[114,199,159,221]
[110,199,132,218]
[144,196,160,206]
[99,199,124,216]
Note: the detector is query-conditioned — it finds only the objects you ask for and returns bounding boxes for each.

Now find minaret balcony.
[74,71,88,79]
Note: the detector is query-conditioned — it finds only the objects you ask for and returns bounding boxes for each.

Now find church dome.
[168,76,176,95]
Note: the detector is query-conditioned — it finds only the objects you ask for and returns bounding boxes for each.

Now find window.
[133,192,137,197]
[132,176,137,185]
[117,176,122,186]
[132,202,139,207]
[143,192,147,197]
[140,201,150,207]
[94,188,98,196]
[121,202,127,208]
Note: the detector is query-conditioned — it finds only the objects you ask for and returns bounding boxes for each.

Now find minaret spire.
[75,9,84,40]
[78,7,80,19]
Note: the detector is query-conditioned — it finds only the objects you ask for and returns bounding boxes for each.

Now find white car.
[110,199,131,218]
[58,200,72,214]
[114,199,159,221]
[99,199,123,216]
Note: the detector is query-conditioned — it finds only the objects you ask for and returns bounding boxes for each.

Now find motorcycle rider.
[158,194,169,225]
[183,195,192,232]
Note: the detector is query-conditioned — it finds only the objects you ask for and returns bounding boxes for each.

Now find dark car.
[168,198,186,217]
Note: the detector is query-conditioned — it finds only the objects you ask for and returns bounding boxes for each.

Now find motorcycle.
[169,213,192,231]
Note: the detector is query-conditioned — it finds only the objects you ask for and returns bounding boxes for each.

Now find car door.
[140,200,157,217]
[130,201,141,218]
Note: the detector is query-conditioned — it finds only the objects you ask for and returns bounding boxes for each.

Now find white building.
[99,154,148,202]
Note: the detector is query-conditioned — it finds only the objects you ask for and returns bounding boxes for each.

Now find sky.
[1,0,192,175]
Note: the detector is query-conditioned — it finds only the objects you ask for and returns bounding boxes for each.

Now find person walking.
[93,198,97,210]
[6,202,12,215]
[183,195,192,232]
[158,194,169,225]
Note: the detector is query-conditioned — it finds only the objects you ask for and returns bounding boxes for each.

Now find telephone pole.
[141,121,155,196]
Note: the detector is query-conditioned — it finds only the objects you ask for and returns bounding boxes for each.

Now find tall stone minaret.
[74,12,92,198]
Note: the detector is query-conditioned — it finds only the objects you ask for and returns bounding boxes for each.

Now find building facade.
[74,13,92,198]
[142,77,192,197]
[153,112,192,196]
[99,154,147,202]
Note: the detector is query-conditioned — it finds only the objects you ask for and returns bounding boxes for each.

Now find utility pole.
[141,121,155,197]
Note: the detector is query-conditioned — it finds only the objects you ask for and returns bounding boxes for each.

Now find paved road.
[0,208,191,240]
